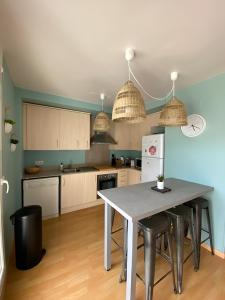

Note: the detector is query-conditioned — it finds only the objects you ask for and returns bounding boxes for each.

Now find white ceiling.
[1,0,225,107]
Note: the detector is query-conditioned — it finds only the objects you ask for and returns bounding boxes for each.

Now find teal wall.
[2,62,21,261]
[24,150,85,167]
[165,73,225,253]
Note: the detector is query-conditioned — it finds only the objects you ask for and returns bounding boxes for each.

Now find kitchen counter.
[23,165,141,180]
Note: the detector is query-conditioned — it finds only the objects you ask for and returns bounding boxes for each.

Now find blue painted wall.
[2,62,21,261]
[165,73,225,253]
[24,150,85,167]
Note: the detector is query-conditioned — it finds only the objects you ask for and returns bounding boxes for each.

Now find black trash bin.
[10,205,46,270]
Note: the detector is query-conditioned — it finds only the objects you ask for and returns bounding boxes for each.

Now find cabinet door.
[129,124,140,151]
[59,110,79,150]
[128,169,141,185]
[61,172,97,213]
[84,172,97,202]
[78,113,90,150]
[109,122,130,150]
[25,104,60,150]
[59,110,90,150]
[117,169,128,187]
[61,174,85,210]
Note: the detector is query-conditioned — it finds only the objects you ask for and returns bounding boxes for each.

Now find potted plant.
[5,119,15,134]
[157,175,164,190]
[10,138,19,152]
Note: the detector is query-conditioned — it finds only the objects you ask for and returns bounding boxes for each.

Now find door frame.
[0,50,6,298]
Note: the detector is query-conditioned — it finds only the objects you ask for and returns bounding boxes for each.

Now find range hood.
[91,132,117,145]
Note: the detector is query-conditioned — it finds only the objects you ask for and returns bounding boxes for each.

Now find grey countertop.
[97,178,214,221]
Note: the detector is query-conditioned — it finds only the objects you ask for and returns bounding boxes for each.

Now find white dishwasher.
[23,177,59,219]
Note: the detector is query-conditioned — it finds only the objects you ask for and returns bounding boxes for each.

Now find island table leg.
[104,203,112,271]
[126,219,138,300]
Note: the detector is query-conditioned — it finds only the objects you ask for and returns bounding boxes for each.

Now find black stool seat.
[139,213,170,235]
[166,205,192,219]
[186,197,209,209]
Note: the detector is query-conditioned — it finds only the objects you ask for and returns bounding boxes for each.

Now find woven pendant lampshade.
[112,81,146,123]
[93,111,110,132]
[159,96,187,126]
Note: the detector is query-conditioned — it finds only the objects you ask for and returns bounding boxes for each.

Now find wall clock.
[181,114,206,137]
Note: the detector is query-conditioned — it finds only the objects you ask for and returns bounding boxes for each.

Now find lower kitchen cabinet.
[117,169,128,187]
[128,169,141,185]
[118,169,141,187]
[61,172,98,214]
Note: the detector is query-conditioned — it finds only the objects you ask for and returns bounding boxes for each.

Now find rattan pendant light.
[112,80,146,123]
[159,72,187,126]
[93,93,110,132]
[112,48,146,123]
[112,48,187,126]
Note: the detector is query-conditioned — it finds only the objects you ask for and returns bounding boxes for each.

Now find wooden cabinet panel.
[61,172,97,213]
[109,121,130,150]
[24,103,90,150]
[25,104,60,150]
[128,169,141,185]
[78,113,90,150]
[117,169,128,187]
[110,112,161,151]
[59,110,79,150]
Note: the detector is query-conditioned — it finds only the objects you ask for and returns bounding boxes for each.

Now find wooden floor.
[4,205,225,300]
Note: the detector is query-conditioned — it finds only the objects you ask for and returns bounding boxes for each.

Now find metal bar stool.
[120,214,177,300]
[185,197,214,269]
[165,205,198,294]
[111,208,124,249]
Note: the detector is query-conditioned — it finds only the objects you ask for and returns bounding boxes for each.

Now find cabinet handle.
[56,139,59,148]
[63,178,66,186]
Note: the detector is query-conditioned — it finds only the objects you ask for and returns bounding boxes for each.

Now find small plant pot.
[157,181,164,190]
[10,143,17,152]
[5,123,13,134]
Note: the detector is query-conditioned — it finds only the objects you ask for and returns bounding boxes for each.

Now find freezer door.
[142,134,164,159]
[141,157,164,183]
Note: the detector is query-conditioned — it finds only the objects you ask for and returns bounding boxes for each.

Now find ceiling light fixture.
[158,73,188,126]
[112,48,146,124]
[112,48,187,126]
[93,93,110,132]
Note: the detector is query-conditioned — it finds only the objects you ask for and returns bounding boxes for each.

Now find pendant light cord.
[128,60,174,101]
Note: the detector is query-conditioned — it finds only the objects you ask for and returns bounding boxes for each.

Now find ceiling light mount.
[125,48,135,62]
[171,71,178,81]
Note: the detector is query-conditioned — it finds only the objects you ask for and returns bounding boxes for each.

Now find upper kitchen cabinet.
[109,111,161,151]
[109,121,130,150]
[23,103,91,150]
[59,110,90,150]
[24,103,60,150]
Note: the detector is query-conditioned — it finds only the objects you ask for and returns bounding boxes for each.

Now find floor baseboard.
[201,242,225,259]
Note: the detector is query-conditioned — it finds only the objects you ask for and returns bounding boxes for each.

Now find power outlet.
[35,160,44,166]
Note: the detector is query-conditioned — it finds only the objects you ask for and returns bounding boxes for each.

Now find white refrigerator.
[141,134,164,183]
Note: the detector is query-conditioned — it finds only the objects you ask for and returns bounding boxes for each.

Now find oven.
[97,173,117,198]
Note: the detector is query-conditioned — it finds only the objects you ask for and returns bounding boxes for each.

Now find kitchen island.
[98,178,213,300]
